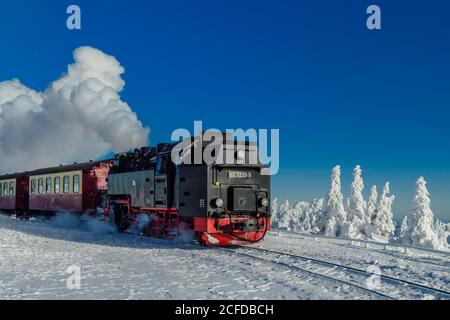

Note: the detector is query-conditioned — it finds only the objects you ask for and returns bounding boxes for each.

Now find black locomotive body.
[107,134,271,245]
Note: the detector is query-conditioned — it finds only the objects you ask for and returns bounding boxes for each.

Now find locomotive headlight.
[260,197,269,207]
[236,150,245,161]
[214,198,224,208]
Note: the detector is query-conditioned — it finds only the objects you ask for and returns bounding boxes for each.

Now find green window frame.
[63,176,70,193]
[73,175,80,193]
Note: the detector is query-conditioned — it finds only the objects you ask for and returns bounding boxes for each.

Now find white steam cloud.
[0,46,149,173]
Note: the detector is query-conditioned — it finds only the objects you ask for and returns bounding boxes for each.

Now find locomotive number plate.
[228,171,251,179]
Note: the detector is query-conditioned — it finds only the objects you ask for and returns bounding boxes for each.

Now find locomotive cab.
[177,135,271,245]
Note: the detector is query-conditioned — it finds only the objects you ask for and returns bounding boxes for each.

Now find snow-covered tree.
[294,201,310,231]
[271,199,313,232]
[270,197,326,233]
[324,165,347,237]
[369,182,395,239]
[270,198,279,228]
[434,219,449,249]
[403,177,447,250]
[364,185,378,236]
[300,206,312,231]
[367,185,378,222]
[342,165,367,239]
[399,215,409,240]
[308,197,325,232]
[277,200,292,230]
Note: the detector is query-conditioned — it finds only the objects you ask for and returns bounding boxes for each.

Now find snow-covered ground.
[0,214,449,300]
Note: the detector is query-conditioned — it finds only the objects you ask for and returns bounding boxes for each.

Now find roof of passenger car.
[0,172,29,180]
[27,160,111,177]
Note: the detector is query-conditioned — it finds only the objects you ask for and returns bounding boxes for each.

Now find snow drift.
[0,46,149,173]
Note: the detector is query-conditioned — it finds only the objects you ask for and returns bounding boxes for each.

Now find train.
[0,134,271,246]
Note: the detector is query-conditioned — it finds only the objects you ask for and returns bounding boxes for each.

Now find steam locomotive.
[0,134,271,246]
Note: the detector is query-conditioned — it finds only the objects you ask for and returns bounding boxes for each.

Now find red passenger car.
[0,172,29,215]
[28,161,112,213]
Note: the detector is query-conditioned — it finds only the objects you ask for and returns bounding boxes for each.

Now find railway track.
[268,231,450,278]
[223,245,450,300]
[268,230,450,257]
[216,247,396,300]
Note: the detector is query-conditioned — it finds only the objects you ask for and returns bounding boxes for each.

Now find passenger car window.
[38,179,43,194]
[31,179,36,194]
[63,176,70,193]
[4,182,8,196]
[46,177,52,194]
[73,175,80,193]
[9,182,14,196]
[54,177,60,194]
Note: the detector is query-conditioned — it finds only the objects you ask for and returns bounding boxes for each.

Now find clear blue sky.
[1,0,449,221]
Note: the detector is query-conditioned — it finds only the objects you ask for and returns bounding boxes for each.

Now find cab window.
[73,175,80,193]
[156,157,167,174]
[38,179,43,194]
[63,176,70,193]
[54,177,60,194]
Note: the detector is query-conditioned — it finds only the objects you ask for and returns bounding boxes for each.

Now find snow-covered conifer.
[364,185,378,236]
[342,165,366,239]
[294,201,310,231]
[367,185,378,222]
[277,200,292,230]
[324,165,347,237]
[270,198,279,228]
[434,219,449,250]
[370,182,395,239]
[399,215,409,240]
[405,177,447,250]
[308,197,325,232]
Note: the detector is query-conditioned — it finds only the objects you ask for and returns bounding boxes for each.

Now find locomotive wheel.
[113,205,129,232]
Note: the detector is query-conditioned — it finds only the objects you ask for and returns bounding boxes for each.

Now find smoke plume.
[0,46,149,173]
